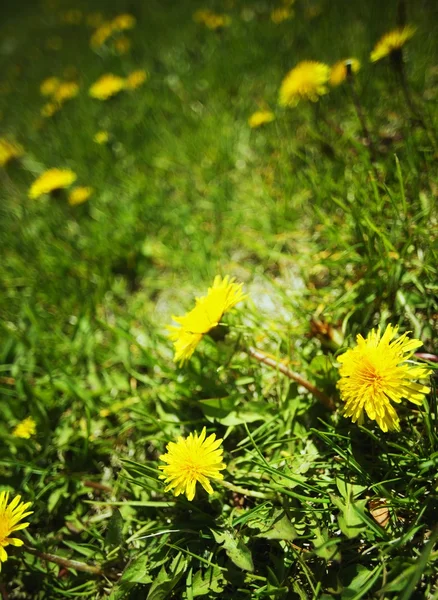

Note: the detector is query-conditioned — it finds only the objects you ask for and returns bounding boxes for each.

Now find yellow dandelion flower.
[279,61,330,107]
[330,58,361,86]
[0,491,33,567]
[113,36,131,54]
[337,324,431,432]
[125,69,148,90]
[370,26,416,63]
[40,76,60,96]
[68,186,93,206]
[205,13,231,30]
[0,138,24,167]
[89,74,125,100]
[53,81,79,103]
[94,130,109,144]
[159,427,226,501]
[112,14,136,30]
[248,110,275,128]
[29,168,77,199]
[90,21,114,48]
[41,102,60,118]
[168,275,247,365]
[271,7,294,24]
[12,417,36,439]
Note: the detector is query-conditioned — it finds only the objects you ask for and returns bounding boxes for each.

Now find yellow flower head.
[90,22,114,48]
[330,58,361,86]
[125,69,148,90]
[112,14,136,30]
[159,427,226,501]
[89,74,125,100]
[0,491,33,567]
[271,7,294,24]
[41,102,60,118]
[40,76,60,96]
[279,61,330,107]
[29,168,77,199]
[0,138,24,167]
[94,130,109,144]
[248,110,275,128]
[12,417,36,439]
[53,81,79,103]
[193,9,231,29]
[370,26,416,63]
[113,36,131,54]
[68,186,93,206]
[337,324,431,432]
[168,275,247,365]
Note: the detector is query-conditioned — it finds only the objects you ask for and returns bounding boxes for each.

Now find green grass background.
[0,0,437,597]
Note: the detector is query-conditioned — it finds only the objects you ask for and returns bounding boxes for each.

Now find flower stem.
[346,67,377,165]
[23,544,104,576]
[220,479,274,499]
[248,346,335,410]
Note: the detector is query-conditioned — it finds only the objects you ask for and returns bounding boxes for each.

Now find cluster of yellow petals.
[125,70,148,90]
[248,110,275,128]
[159,427,225,501]
[193,9,231,30]
[168,275,247,365]
[94,130,109,144]
[89,74,126,100]
[39,76,79,117]
[68,186,94,206]
[337,324,431,432]
[0,492,33,567]
[271,7,294,24]
[12,417,36,439]
[370,25,416,62]
[28,168,77,199]
[279,61,330,107]
[90,13,136,49]
[0,138,24,167]
[330,58,361,86]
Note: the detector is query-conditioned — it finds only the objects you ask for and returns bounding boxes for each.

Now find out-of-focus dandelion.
[0,138,24,167]
[53,81,79,103]
[370,25,416,63]
[168,275,247,365]
[271,7,294,24]
[125,69,148,90]
[40,76,60,96]
[94,131,109,144]
[0,491,33,568]
[337,324,431,432]
[330,58,360,86]
[112,14,136,30]
[41,102,60,118]
[193,9,231,29]
[68,186,93,206]
[29,168,77,199]
[159,427,226,501]
[89,74,125,100]
[12,418,36,439]
[90,21,114,48]
[279,61,330,107]
[113,36,131,54]
[248,110,275,128]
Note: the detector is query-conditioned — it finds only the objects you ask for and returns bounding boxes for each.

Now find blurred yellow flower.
[248,110,275,128]
[159,427,226,501]
[337,324,431,432]
[90,21,114,48]
[168,275,247,365]
[126,69,148,90]
[89,74,125,100]
[371,26,416,62]
[68,186,93,206]
[193,9,231,29]
[0,138,24,167]
[330,58,360,86]
[271,7,293,24]
[279,60,330,107]
[94,130,109,144]
[41,102,60,118]
[112,13,136,30]
[53,81,79,103]
[40,76,60,96]
[12,417,36,439]
[113,36,131,54]
[29,168,77,199]
[0,491,33,567]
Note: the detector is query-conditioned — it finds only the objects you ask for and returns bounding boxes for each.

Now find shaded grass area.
[0,0,437,598]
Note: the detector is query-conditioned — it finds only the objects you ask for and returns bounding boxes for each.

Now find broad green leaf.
[212,530,254,572]
[120,554,152,584]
